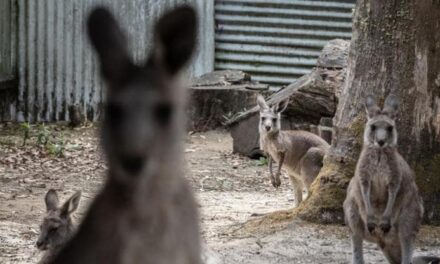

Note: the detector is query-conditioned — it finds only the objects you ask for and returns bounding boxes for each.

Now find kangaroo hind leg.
[299,147,325,188]
[289,175,304,207]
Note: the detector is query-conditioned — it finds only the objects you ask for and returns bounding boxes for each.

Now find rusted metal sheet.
[214,0,355,88]
[0,0,214,122]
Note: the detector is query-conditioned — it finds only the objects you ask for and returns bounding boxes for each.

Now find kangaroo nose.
[36,240,43,248]
[121,155,145,175]
[378,140,385,146]
[265,126,271,131]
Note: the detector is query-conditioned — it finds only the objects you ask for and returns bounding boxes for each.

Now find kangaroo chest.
[261,132,287,155]
[262,135,303,173]
[54,182,200,264]
[367,153,394,209]
[265,141,284,162]
[115,188,199,264]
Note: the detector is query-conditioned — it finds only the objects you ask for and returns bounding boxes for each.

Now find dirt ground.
[0,124,439,263]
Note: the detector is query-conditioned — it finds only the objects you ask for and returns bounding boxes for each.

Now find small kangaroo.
[36,189,81,264]
[344,95,439,264]
[257,95,329,207]
[50,6,200,264]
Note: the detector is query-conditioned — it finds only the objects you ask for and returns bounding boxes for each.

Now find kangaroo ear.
[151,5,197,75]
[273,99,289,114]
[256,95,269,111]
[87,7,133,84]
[365,95,380,119]
[45,189,59,211]
[383,94,399,119]
[61,191,81,218]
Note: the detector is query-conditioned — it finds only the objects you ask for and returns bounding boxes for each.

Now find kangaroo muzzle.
[375,129,388,147]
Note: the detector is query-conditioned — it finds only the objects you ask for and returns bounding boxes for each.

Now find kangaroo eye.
[261,117,266,122]
[371,125,376,131]
[272,118,277,123]
[387,126,393,132]
[154,103,173,126]
[107,103,124,122]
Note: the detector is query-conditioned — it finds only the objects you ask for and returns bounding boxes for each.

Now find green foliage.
[36,123,51,145]
[46,133,66,158]
[17,123,71,158]
[255,156,268,166]
[20,122,31,146]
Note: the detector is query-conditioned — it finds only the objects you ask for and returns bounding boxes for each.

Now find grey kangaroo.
[36,189,81,264]
[257,95,329,207]
[50,6,200,264]
[344,95,439,264]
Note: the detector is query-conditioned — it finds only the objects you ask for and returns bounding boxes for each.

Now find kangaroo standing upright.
[36,189,81,264]
[50,6,200,264]
[344,95,439,264]
[257,95,329,207]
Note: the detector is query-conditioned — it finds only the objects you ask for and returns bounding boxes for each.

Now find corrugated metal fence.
[0,0,214,122]
[0,0,16,83]
[214,0,355,88]
[0,0,355,122]
[0,0,18,121]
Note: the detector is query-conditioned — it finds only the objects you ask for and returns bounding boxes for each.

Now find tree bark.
[296,0,440,224]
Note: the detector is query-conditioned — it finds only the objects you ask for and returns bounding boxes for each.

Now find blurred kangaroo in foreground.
[50,5,200,264]
[344,95,439,264]
[37,189,81,264]
[257,95,329,207]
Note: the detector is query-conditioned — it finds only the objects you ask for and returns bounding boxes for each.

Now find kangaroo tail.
[413,256,440,264]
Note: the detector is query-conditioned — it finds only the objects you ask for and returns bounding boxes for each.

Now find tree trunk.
[296,0,440,224]
[187,70,268,132]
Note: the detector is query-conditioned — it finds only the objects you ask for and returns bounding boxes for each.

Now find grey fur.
[344,94,428,264]
[257,95,329,207]
[49,6,200,264]
[37,189,81,264]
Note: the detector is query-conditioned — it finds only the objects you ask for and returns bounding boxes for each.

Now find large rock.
[227,39,349,157]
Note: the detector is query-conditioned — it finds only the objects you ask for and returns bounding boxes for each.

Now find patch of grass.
[13,123,72,158]
[46,133,66,158]
[36,123,51,145]
[20,122,31,146]
[231,209,294,237]
[255,156,268,166]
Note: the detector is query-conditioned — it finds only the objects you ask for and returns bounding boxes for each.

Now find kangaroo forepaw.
[367,216,377,233]
[367,222,376,233]
[270,177,278,188]
[367,215,378,233]
[270,178,276,188]
[379,218,391,233]
[271,179,281,188]
[275,176,281,188]
[270,174,281,188]
[275,173,281,188]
